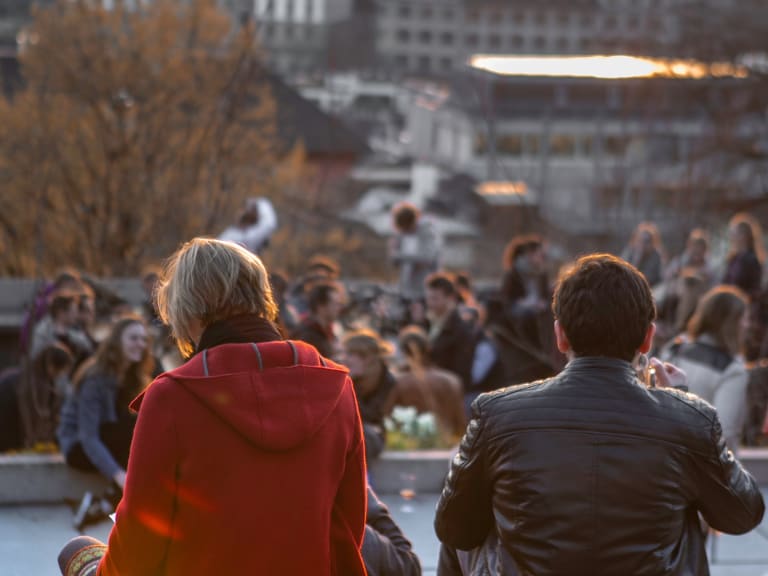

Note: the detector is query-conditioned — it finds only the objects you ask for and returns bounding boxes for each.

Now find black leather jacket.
[435,357,765,576]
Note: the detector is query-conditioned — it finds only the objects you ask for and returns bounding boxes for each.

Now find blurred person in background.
[291,281,344,360]
[269,270,299,336]
[58,238,366,576]
[664,229,715,288]
[621,221,665,287]
[57,317,152,530]
[29,295,93,365]
[661,285,750,453]
[389,202,440,303]
[16,343,73,449]
[341,329,397,463]
[424,273,475,394]
[722,213,764,299]
[390,326,466,442]
[218,197,277,255]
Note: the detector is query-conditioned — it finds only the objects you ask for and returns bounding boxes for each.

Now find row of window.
[385,4,659,31]
[473,133,631,157]
[393,29,613,51]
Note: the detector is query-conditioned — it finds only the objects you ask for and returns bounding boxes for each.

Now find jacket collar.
[562,356,638,382]
[195,314,282,354]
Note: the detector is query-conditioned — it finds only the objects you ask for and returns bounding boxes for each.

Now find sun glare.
[470,55,748,79]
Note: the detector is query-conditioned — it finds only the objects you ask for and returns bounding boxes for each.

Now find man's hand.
[650,358,688,390]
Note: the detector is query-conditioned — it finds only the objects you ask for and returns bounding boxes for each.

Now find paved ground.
[2,491,767,575]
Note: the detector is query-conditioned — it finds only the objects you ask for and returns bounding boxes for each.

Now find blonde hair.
[342,329,394,359]
[156,238,278,356]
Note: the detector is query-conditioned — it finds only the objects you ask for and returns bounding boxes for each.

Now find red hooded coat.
[97,340,367,575]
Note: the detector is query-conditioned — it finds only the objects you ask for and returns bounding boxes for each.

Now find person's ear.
[554,320,571,354]
[638,322,657,354]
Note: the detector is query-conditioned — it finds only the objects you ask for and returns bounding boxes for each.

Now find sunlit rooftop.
[470,55,749,80]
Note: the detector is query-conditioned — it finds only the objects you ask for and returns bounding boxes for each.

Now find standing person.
[723,213,764,299]
[58,238,367,576]
[498,235,551,351]
[424,273,476,393]
[57,317,152,530]
[435,254,764,575]
[218,196,278,255]
[662,286,750,453]
[622,221,665,287]
[341,329,396,463]
[664,228,715,288]
[291,281,344,360]
[389,202,440,302]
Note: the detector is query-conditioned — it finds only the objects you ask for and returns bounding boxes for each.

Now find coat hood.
[132,342,352,452]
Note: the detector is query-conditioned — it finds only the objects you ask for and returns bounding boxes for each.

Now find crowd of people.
[0,201,767,575]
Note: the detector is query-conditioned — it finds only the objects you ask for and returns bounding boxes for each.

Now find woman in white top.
[662,285,749,453]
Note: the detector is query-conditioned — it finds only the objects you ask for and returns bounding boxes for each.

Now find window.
[512,11,526,24]
[534,11,547,26]
[422,6,433,19]
[533,35,546,50]
[395,54,409,69]
[443,8,455,20]
[526,135,540,155]
[511,35,524,49]
[399,4,411,18]
[550,135,576,156]
[418,55,431,72]
[582,136,593,156]
[419,30,432,44]
[397,29,411,42]
[603,15,618,30]
[497,135,524,155]
[627,14,640,30]
[556,37,569,52]
[465,33,479,48]
[441,31,454,46]
[579,13,592,27]
[440,57,453,71]
[489,34,501,49]
[603,135,628,156]
[474,133,488,155]
[466,8,480,22]
[557,10,570,25]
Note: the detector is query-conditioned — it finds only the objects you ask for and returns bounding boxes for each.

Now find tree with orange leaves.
[0,0,278,276]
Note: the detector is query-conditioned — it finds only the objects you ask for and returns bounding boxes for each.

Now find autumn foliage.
[0,0,280,275]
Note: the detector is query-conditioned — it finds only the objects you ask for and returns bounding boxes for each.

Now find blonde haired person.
[340,329,396,463]
[59,238,367,576]
[662,285,750,452]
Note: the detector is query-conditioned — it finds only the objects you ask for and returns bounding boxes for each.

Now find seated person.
[340,330,396,462]
[388,326,466,443]
[57,317,152,529]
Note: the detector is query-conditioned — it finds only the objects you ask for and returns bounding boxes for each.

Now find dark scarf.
[195,314,283,354]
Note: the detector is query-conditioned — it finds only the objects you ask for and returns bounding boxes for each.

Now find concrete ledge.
[0,453,108,505]
[371,450,453,495]
[2,448,767,504]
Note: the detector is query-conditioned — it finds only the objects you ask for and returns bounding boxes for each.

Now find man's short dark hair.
[306,255,340,279]
[308,282,340,313]
[552,254,656,361]
[425,272,457,298]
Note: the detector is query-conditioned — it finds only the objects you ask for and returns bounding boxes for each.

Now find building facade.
[373,0,682,77]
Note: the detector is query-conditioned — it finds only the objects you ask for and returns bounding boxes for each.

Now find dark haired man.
[424,273,475,395]
[435,254,764,575]
[291,281,343,360]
